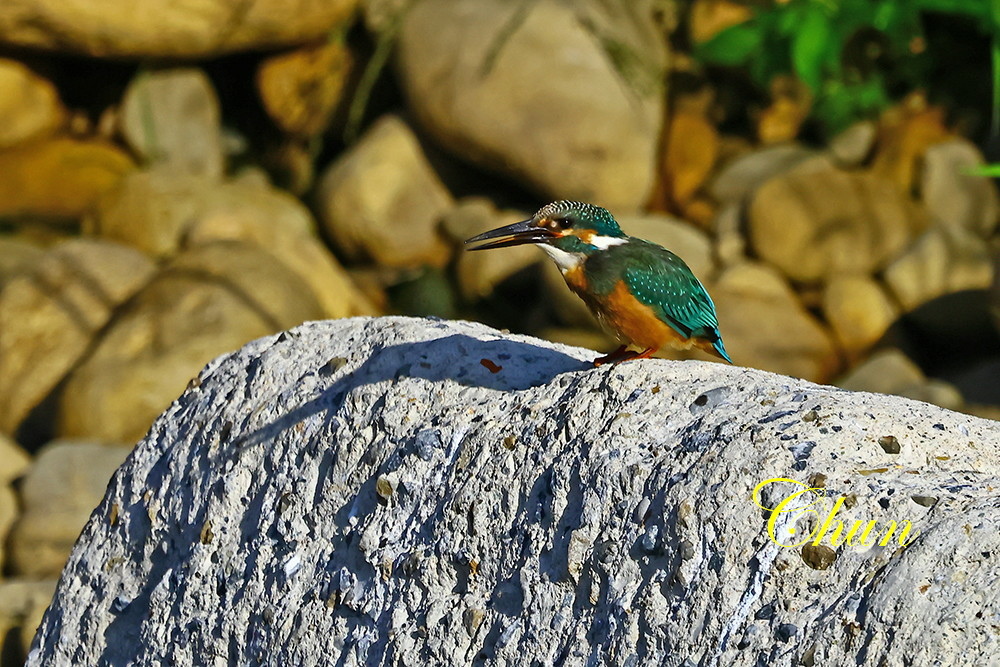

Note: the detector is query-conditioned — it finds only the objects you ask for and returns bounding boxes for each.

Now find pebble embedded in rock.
[801,544,837,570]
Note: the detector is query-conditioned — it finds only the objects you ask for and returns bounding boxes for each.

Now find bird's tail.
[712,338,733,363]
[712,338,733,364]
[692,329,733,364]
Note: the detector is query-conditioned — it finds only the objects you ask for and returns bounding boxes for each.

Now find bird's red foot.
[593,346,657,367]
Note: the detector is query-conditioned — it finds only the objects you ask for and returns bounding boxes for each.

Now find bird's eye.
[552,217,572,229]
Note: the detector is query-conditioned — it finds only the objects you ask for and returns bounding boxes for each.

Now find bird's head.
[465,201,626,257]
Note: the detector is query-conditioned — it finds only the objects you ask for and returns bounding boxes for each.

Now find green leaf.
[964,163,1000,177]
[695,22,763,67]
[792,7,833,91]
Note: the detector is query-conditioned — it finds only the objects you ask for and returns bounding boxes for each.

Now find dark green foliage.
[695,0,1000,136]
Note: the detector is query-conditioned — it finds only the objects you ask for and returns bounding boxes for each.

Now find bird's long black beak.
[464,218,554,251]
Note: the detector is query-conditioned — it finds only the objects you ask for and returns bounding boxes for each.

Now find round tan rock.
[7,441,130,578]
[0,240,155,435]
[921,138,999,237]
[88,168,375,318]
[749,164,929,283]
[57,242,324,443]
[837,348,964,411]
[0,58,65,149]
[0,484,18,572]
[0,236,45,287]
[883,226,994,312]
[0,138,134,222]
[709,143,815,204]
[0,434,31,484]
[711,262,840,382]
[119,68,224,178]
[257,41,355,137]
[828,120,877,167]
[822,275,899,357]
[454,203,539,301]
[396,0,665,212]
[0,579,58,661]
[316,115,453,268]
[0,0,359,58]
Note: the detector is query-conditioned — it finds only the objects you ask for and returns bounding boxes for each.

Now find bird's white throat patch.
[539,236,625,274]
[539,244,585,274]
[588,235,627,249]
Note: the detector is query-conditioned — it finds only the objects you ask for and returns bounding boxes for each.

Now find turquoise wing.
[616,242,731,361]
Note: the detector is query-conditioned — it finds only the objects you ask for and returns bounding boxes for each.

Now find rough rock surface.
[30,317,1000,666]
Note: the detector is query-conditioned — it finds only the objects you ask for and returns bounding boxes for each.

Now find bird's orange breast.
[600,281,691,351]
[563,273,714,354]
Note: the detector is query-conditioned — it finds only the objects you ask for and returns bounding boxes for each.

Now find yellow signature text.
[752,478,918,549]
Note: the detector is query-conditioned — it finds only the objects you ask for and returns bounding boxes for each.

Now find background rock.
[316,115,453,267]
[828,120,877,167]
[0,580,58,664]
[0,434,31,483]
[749,163,929,283]
[256,41,355,138]
[712,203,747,267]
[119,68,224,178]
[0,138,134,222]
[709,143,815,204]
[837,348,964,410]
[0,0,360,58]
[453,203,538,301]
[0,240,155,436]
[0,435,31,569]
[7,441,130,578]
[87,168,375,318]
[28,316,1000,666]
[0,58,64,149]
[0,237,45,287]
[822,275,899,357]
[396,0,664,212]
[920,138,999,236]
[883,226,994,311]
[711,262,840,381]
[57,242,324,443]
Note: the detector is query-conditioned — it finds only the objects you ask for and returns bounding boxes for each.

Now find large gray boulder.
[29,317,1000,665]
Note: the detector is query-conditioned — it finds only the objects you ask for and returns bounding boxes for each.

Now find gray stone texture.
[30,317,1000,666]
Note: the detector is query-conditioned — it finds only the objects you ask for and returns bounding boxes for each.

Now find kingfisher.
[465,200,732,366]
